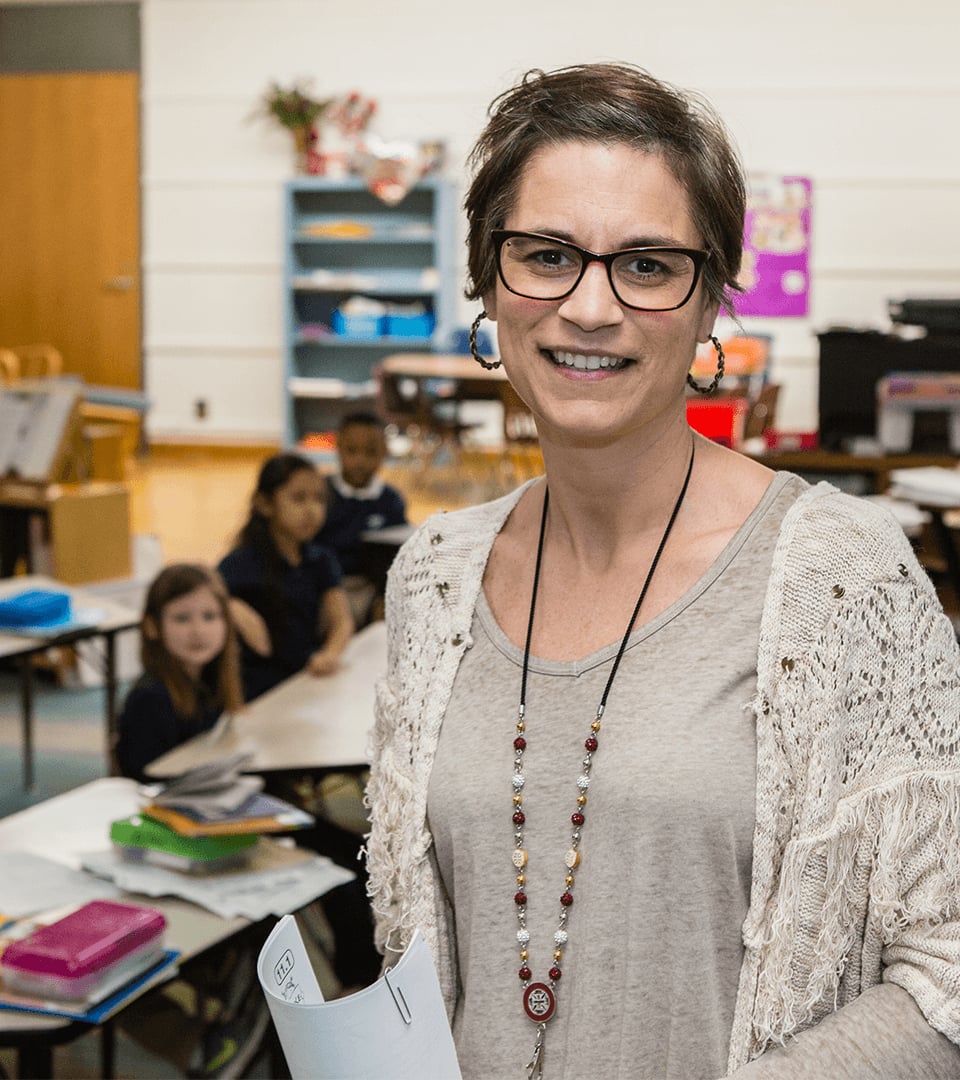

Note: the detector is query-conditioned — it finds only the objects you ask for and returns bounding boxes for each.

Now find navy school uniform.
[116,675,221,783]
[217,539,343,701]
[316,474,407,575]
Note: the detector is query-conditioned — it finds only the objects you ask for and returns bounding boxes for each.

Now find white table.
[145,620,386,779]
[0,775,344,1076]
[0,575,139,788]
[0,777,249,1075]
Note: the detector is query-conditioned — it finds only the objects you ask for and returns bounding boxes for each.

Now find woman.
[365,63,960,1079]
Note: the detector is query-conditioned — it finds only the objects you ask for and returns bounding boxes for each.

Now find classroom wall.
[142,0,960,440]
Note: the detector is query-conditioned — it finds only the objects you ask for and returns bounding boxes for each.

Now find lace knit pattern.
[364,480,960,1074]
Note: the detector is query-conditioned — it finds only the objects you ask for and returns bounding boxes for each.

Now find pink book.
[1,900,167,1002]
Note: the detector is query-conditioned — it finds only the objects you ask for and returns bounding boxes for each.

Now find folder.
[257,916,461,1079]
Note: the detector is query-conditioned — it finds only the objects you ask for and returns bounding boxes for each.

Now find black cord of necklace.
[520,440,696,713]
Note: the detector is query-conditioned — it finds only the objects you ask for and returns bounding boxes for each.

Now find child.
[316,411,408,625]
[115,563,267,1076]
[116,563,243,783]
[218,452,353,701]
[220,451,380,991]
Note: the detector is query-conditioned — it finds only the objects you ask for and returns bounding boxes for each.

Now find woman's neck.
[535,422,697,563]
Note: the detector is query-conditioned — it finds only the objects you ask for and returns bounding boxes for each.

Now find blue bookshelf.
[282,176,457,454]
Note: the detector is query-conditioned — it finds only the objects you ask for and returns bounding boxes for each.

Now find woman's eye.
[626,256,666,277]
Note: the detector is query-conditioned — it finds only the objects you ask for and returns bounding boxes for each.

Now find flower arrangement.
[260,80,331,131]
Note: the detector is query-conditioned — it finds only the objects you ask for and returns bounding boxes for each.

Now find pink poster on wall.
[734,175,812,318]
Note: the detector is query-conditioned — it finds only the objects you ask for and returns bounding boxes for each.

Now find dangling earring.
[686,336,725,395]
[469,311,501,370]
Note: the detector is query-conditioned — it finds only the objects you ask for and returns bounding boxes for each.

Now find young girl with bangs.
[116,562,243,783]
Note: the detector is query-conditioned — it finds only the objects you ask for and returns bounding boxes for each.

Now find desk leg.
[101,1018,116,1078]
[20,654,35,790]
[104,631,120,776]
[17,1041,52,1079]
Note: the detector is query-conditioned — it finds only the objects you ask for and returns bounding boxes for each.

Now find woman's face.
[158,584,228,679]
[485,140,718,448]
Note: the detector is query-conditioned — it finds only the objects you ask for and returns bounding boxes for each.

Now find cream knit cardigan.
[365,479,960,1073]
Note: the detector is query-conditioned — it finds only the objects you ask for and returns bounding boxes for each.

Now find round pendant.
[523,981,557,1023]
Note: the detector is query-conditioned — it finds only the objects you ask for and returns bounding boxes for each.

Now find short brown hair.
[464,63,746,314]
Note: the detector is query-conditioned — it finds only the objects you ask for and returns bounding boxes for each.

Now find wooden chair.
[0,347,20,383]
[11,343,63,378]
[498,382,543,483]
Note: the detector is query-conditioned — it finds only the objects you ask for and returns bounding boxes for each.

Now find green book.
[110,815,258,874]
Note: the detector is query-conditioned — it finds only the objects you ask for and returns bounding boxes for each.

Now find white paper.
[80,847,354,921]
[888,466,960,506]
[0,851,122,918]
[258,916,461,1080]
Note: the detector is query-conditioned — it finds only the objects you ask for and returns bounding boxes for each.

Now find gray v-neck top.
[427,471,807,1080]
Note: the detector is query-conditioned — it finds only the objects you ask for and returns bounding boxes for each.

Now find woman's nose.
[556,260,624,331]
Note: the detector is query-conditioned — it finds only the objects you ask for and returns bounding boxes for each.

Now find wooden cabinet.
[0,481,131,584]
[282,177,457,456]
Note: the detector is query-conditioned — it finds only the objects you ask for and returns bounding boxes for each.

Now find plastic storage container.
[0,589,72,629]
[0,900,167,1001]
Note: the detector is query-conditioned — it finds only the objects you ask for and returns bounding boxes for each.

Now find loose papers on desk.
[258,916,461,1080]
[0,851,122,920]
[81,840,353,920]
[888,466,960,507]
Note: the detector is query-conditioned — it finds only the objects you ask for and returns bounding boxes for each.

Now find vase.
[292,125,321,175]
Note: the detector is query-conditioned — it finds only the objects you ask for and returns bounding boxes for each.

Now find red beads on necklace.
[514,736,527,750]
[571,811,584,826]
[549,966,562,981]
[559,891,574,906]
[515,891,527,905]
[513,810,526,824]
[584,736,598,752]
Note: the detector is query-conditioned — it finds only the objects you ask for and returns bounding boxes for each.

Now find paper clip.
[384,969,413,1025]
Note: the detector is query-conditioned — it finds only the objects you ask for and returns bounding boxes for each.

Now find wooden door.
[0,72,141,389]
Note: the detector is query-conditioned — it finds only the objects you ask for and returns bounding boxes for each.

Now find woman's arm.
[729,983,960,1078]
[307,586,354,675]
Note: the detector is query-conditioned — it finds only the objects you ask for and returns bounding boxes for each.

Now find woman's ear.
[253,492,272,518]
[483,291,498,322]
[143,615,159,641]
[696,298,720,344]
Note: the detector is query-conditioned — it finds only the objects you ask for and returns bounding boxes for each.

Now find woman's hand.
[228,598,271,656]
[306,648,340,676]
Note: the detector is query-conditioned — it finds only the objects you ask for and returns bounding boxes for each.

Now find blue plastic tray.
[0,589,72,629]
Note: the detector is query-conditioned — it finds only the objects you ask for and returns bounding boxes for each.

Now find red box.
[686,398,749,449]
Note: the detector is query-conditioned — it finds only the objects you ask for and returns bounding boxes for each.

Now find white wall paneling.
[145,349,281,439]
[140,0,960,440]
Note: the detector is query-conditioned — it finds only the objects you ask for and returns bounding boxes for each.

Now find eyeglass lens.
[498,234,699,311]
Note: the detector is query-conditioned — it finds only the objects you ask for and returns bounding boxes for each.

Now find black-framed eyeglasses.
[492,230,711,312]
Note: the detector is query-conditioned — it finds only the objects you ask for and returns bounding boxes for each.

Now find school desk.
[0,575,139,789]
[0,775,346,1078]
[0,777,252,1077]
[144,619,387,779]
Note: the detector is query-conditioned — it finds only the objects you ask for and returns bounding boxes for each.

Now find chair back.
[0,348,20,383]
[12,343,63,378]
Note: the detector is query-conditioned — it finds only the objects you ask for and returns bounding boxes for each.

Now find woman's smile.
[545,348,634,373]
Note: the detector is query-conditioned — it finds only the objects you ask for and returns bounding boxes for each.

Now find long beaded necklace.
[512,442,695,1079]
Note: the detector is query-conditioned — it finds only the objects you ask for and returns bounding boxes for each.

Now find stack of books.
[112,754,314,874]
